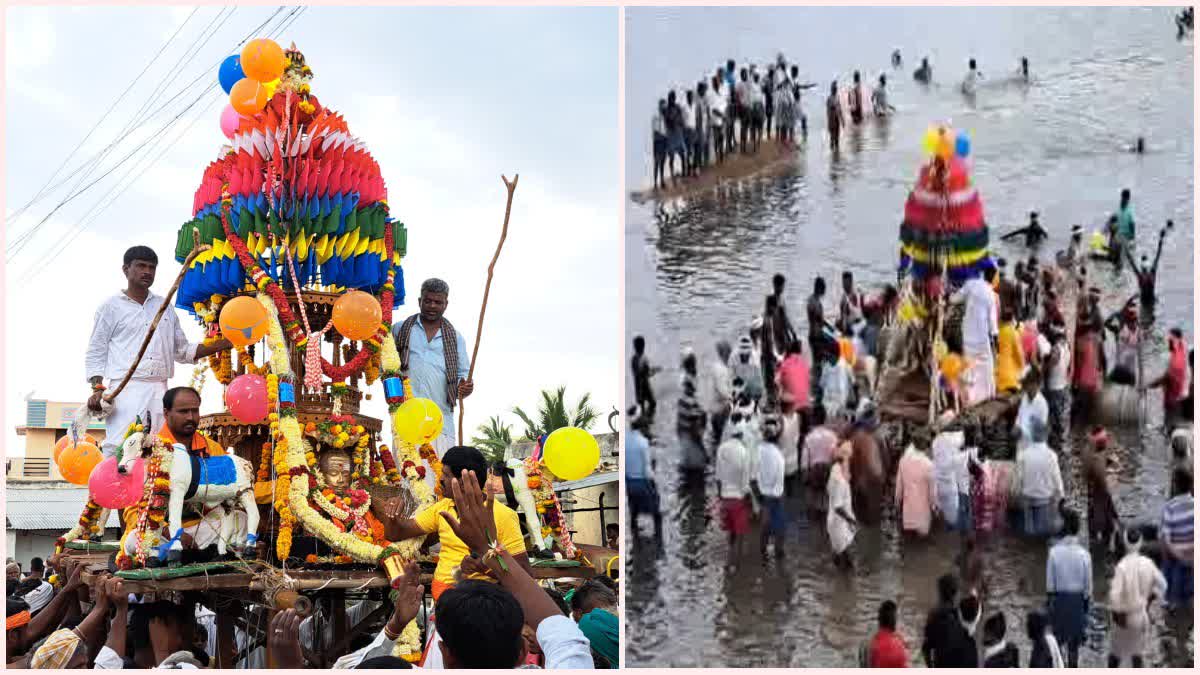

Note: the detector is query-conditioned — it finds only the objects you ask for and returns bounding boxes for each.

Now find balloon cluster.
[921,125,971,160]
[218,39,287,138]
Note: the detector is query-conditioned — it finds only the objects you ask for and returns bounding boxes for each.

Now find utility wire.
[6,6,293,259]
[5,6,200,225]
[15,6,307,277]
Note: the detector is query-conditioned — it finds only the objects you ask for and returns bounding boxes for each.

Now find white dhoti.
[101,379,167,457]
[962,347,995,406]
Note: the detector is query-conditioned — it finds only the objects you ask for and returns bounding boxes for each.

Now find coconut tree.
[512,386,598,441]
[471,416,514,463]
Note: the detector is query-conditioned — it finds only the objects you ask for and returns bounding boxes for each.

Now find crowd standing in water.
[648,50,1040,190]
[631,50,1193,669]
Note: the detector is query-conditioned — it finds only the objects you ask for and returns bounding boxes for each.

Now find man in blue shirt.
[1046,509,1092,667]
[625,405,661,541]
[391,278,473,458]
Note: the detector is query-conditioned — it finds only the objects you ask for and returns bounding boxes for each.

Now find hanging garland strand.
[216,198,395,383]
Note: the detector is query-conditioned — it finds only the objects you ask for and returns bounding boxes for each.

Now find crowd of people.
[6,471,620,669]
[627,187,1193,666]
[647,51,1036,191]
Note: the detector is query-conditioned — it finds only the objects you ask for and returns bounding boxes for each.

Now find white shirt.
[94,646,201,669]
[1046,341,1071,391]
[716,437,751,499]
[1015,392,1049,447]
[758,441,786,498]
[86,291,200,382]
[1017,442,1064,500]
[538,613,598,669]
[681,101,696,130]
[932,432,965,503]
[780,411,801,477]
[1108,551,1168,617]
[709,89,727,119]
[704,359,733,414]
[957,277,998,352]
[956,446,980,494]
[22,579,53,614]
[962,69,980,94]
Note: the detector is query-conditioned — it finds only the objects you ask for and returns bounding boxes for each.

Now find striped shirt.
[1160,494,1194,558]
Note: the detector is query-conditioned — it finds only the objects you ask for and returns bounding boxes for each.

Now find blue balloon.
[955,132,971,158]
[218,55,245,95]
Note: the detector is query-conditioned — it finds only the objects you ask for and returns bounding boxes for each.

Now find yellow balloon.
[542,427,600,482]
[921,127,940,156]
[395,398,443,445]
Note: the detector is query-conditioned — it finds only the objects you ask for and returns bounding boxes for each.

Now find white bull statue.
[503,458,550,555]
[118,433,259,561]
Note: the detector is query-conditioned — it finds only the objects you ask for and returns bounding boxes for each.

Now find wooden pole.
[457,174,519,445]
[104,227,211,403]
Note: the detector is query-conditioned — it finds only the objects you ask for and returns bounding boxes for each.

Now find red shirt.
[869,628,909,668]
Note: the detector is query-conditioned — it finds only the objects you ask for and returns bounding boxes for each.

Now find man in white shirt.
[931,431,965,531]
[1044,325,1071,448]
[961,58,983,96]
[86,246,231,458]
[681,90,697,176]
[704,340,734,445]
[1017,418,1064,537]
[1015,369,1050,455]
[716,415,752,560]
[708,76,728,163]
[757,416,787,559]
[953,267,999,405]
[19,557,54,615]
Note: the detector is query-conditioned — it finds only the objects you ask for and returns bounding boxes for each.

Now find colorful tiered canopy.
[175,90,406,316]
[898,154,992,285]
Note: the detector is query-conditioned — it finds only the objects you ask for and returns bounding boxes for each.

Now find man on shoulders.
[85,246,230,457]
[391,278,474,458]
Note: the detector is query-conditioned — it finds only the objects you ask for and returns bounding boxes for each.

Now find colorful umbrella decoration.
[898,126,992,285]
[175,42,406,316]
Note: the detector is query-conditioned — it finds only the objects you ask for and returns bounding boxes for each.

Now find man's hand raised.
[439,471,495,557]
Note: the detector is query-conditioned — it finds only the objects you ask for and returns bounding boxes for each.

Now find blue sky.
[4,5,619,454]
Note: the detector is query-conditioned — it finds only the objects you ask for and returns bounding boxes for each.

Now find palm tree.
[471,416,514,464]
[512,386,599,441]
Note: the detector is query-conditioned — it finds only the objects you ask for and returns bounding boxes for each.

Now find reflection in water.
[626,5,1192,668]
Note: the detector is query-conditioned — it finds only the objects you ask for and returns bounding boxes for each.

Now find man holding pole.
[85,246,230,458]
[391,277,475,458]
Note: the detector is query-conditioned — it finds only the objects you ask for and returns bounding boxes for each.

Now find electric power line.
[15,6,308,278]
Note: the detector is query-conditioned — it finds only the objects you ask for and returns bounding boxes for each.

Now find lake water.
[624,6,1193,668]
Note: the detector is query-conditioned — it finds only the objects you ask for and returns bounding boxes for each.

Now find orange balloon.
[241,38,286,83]
[229,78,267,116]
[219,296,270,347]
[59,441,103,485]
[332,291,383,341]
[55,434,98,464]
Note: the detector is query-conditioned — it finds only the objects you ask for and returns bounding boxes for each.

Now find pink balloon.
[89,456,146,509]
[220,104,243,139]
[226,374,269,423]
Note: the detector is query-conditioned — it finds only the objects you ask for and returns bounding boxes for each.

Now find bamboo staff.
[458,175,519,445]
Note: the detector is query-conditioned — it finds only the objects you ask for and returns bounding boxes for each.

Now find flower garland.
[59,498,104,544]
[256,441,273,484]
[209,345,234,385]
[418,443,444,498]
[124,440,173,568]
[217,202,396,383]
[302,415,366,450]
[523,457,578,560]
[273,434,295,561]
[351,433,370,482]
[237,347,269,377]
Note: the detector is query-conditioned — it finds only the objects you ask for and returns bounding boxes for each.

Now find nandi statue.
[504,457,550,555]
[118,431,259,561]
